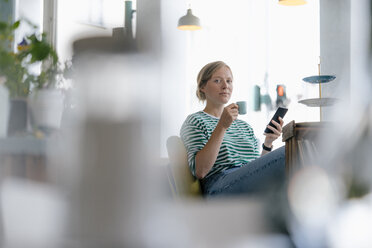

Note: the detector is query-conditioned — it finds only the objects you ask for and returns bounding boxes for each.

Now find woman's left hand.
[263,117,284,147]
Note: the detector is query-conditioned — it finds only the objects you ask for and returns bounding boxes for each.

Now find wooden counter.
[282,121,330,176]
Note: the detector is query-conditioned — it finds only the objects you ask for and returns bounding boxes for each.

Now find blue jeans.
[200,146,286,197]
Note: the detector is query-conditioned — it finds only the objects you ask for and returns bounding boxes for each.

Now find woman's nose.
[221,80,228,88]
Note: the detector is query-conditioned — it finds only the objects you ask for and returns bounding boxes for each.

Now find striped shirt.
[180,111,260,179]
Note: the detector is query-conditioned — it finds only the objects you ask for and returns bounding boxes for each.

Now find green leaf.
[12,20,20,30]
[27,34,53,62]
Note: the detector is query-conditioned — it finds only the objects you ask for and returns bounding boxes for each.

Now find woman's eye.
[214,79,221,83]
[227,80,232,84]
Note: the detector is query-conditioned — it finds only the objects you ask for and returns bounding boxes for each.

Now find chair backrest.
[166,136,202,197]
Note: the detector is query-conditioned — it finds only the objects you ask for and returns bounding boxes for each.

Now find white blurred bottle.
[0,77,9,138]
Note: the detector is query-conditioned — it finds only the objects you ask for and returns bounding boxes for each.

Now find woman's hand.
[218,103,239,129]
[263,117,284,147]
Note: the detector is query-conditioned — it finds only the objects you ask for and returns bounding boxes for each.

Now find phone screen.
[264,107,288,134]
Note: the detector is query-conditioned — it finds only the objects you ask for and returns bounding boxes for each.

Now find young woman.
[180,61,286,197]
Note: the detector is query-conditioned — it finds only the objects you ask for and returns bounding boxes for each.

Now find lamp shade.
[177,9,201,30]
[279,0,307,6]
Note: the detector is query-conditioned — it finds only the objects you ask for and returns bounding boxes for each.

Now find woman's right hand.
[219,103,239,129]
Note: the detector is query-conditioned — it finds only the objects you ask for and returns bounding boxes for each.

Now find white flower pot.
[28,89,65,131]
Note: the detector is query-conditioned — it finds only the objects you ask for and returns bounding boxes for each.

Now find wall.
[319,0,351,121]
[350,0,371,107]
[320,0,371,121]
[159,0,188,157]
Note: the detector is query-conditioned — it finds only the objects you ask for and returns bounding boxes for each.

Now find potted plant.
[0,19,71,135]
[28,59,73,133]
[0,20,33,135]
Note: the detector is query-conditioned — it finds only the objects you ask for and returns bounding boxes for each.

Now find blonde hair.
[196,61,232,102]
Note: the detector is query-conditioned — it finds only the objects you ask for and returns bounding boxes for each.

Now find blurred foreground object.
[285,0,372,246]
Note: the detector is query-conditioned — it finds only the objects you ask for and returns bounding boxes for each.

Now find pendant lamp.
[279,0,307,6]
[177,8,201,30]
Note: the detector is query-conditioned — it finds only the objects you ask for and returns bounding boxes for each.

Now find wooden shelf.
[282,120,331,176]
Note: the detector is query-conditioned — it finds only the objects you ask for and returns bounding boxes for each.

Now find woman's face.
[201,66,233,106]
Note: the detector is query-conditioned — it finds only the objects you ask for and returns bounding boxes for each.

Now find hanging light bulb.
[177,8,201,31]
[279,0,307,6]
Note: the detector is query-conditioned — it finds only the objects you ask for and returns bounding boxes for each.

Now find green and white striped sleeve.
[180,116,208,178]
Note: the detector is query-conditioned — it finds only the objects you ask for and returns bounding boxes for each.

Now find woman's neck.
[203,104,224,118]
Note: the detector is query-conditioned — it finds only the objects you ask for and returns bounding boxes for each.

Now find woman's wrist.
[262,143,273,151]
[263,140,273,148]
[216,121,228,131]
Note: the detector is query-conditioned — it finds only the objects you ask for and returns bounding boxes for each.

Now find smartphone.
[264,107,288,134]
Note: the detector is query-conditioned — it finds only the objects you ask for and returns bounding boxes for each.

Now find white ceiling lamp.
[279,0,307,6]
[177,7,201,31]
